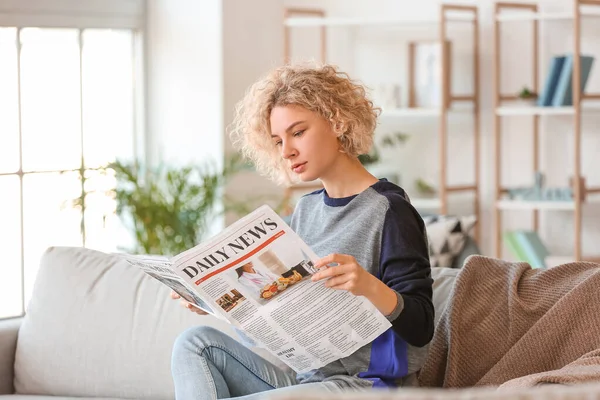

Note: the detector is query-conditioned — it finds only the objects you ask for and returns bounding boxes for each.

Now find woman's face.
[242,263,255,273]
[269,105,342,182]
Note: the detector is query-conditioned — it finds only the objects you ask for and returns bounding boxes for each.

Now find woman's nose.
[281,141,296,159]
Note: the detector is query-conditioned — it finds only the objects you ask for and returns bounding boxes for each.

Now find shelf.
[381,106,474,117]
[496,200,575,210]
[496,105,600,116]
[284,15,474,28]
[496,9,600,22]
[381,108,440,117]
[411,198,442,210]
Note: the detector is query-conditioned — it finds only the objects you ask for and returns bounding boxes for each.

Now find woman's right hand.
[170,291,208,316]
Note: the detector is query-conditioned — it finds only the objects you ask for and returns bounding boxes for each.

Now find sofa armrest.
[0,317,21,395]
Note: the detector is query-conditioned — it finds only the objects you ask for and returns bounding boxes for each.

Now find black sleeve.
[379,195,434,347]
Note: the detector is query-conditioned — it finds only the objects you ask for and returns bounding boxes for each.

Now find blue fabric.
[171,326,349,400]
[358,329,409,388]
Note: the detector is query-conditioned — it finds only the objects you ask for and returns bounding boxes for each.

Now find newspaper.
[123,205,391,373]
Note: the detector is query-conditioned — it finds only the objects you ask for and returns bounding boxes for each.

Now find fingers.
[312,264,345,281]
[312,259,362,282]
[323,274,351,288]
[314,253,353,269]
[172,290,206,315]
[180,300,208,315]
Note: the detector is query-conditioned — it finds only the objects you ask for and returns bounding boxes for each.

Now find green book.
[504,231,528,263]
[514,230,550,269]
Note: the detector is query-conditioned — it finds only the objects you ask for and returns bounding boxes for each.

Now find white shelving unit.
[284,15,476,28]
[493,0,600,261]
[283,5,481,241]
[496,200,576,211]
[496,9,600,21]
[380,108,441,117]
[496,104,600,116]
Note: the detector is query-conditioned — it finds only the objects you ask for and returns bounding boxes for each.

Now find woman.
[171,64,433,399]
[235,261,280,300]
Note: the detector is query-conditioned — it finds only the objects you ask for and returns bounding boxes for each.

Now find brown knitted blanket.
[418,255,600,389]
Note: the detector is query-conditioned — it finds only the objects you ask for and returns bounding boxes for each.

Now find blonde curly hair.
[228,63,380,185]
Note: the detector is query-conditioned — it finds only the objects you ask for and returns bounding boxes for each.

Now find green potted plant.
[518,86,537,104]
[107,156,244,255]
[414,177,436,197]
[358,131,409,167]
[359,131,409,184]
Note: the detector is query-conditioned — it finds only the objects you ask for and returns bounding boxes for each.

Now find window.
[0,27,143,319]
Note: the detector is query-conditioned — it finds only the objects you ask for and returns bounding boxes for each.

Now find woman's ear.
[331,119,346,136]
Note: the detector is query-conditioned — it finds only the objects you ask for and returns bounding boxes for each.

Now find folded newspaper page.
[124,205,391,373]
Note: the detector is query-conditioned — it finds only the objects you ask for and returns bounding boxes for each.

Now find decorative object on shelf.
[408,40,451,108]
[422,214,477,268]
[375,83,402,110]
[517,86,537,103]
[506,171,574,201]
[415,177,437,196]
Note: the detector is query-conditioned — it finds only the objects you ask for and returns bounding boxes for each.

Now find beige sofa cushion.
[14,246,282,399]
[430,266,459,326]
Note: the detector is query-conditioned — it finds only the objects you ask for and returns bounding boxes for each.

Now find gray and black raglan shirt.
[290,179,434,389]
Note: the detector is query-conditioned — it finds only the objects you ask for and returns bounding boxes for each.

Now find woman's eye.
[274,141,282,146]
[293,130,305,137]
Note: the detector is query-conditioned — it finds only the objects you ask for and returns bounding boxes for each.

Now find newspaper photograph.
[126,205,391,373]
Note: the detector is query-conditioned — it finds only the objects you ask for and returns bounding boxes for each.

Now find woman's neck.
[320,155,379,198]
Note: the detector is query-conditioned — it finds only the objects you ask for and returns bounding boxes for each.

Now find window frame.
[0,8,147,320]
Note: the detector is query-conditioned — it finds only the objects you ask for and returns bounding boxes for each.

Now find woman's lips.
[292,162,307,173]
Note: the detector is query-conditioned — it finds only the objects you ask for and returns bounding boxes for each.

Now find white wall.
[221,0,285,223]
[145,0,284,233]
[146,0,224,168]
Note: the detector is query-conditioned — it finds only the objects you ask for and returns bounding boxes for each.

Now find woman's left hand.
[311,253,376,297]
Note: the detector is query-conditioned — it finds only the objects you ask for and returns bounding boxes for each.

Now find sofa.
[0,246,460,399]
[2,246,599,399]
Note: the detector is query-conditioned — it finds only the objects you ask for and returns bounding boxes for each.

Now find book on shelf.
[515,230,550,269]
[504,230,550,269]
[537,56,566,106]
[551,54,595,107]
[503,231,528,264]
[537,54,595,107]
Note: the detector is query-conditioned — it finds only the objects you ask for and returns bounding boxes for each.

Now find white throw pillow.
[423,215,477,268]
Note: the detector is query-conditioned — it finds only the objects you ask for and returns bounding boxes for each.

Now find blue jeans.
[171,326,351,400]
